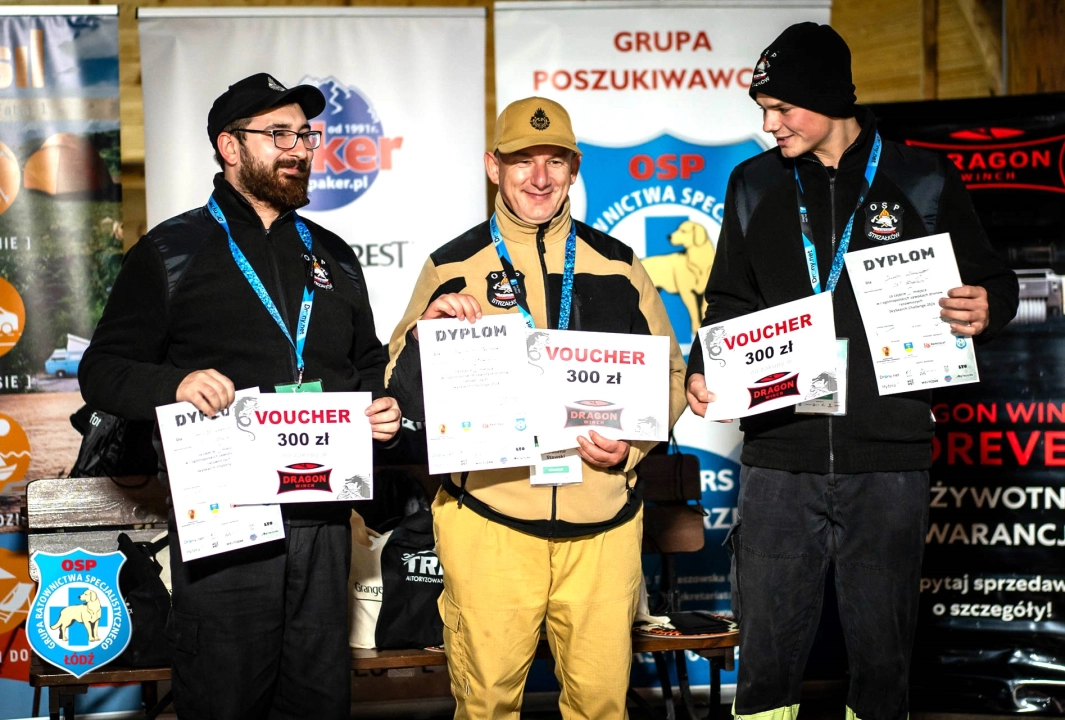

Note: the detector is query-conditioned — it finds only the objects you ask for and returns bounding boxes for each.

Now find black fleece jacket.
[81,175,388,423]
[688,108,1018,474]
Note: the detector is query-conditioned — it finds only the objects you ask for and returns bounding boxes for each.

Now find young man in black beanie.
[685,22,1018,720]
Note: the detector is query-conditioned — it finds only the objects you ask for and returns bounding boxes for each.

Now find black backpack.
[69,405,157,478]
[116,532,171,667]
[375,509,444,650]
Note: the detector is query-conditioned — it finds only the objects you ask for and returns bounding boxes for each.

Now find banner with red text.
[875,94,1065,713]
[495,0,830,694]
[139,8,486,338]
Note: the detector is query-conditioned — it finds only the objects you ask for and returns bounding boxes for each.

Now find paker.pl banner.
[495,0,830,693]
[139,7,487,338]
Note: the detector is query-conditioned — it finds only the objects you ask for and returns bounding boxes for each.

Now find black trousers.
[166,515,352,720]
[729,466,929,720]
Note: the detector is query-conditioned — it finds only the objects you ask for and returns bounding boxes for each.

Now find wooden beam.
[923,0,940,99]
[956,0,1003,94]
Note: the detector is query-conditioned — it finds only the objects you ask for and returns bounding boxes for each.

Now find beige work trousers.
[432,489,643,720]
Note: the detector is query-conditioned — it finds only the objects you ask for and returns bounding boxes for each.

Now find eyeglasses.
[231,128,322,150]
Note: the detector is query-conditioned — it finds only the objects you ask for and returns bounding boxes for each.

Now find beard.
[237,144,311,212]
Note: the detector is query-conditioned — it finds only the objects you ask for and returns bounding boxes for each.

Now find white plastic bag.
[348,511,391,648]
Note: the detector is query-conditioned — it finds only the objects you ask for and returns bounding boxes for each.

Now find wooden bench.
[25,472,736,720]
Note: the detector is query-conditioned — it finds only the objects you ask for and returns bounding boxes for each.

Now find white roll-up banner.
[138,8,487,338]
[495,0,830,692]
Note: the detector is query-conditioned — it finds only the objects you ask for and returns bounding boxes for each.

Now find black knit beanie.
[748,22,856,118]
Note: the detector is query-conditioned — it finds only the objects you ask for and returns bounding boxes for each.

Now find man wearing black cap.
[685,23,1018,720]
[80,73,400,718]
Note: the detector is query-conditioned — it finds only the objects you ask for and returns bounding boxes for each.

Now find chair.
[638,452,731,720]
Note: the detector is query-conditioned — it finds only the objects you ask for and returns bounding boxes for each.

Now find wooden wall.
[4,0,1063,242]
[1006,0,1065,94]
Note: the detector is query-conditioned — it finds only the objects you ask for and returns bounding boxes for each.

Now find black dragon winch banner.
[874,93,1065,714]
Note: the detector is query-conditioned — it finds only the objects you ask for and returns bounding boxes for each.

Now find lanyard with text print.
[208,196,315,386]
[489,213,576,330]
[796,131,882,294]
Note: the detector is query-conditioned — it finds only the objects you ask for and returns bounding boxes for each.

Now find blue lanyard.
[207,196,315,385]
[795,132,882,294]
[489,214,577,330]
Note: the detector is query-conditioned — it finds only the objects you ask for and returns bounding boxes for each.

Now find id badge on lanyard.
[794,338,848,416]
[791,133,880,416]
[489,214,577,330]
[207,196,322,392]
[490,215,582,483]
[530,447,584,486]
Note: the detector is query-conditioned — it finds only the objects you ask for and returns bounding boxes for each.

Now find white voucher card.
[231,392,374,504]
[418,315,674,473]
[418,314,537,475]
[155,389,284,561]
[843,234,979,395]
[698,293,838,421]
[527,329,670,452]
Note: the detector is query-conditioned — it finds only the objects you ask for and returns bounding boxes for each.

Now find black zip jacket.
[687,108,1018,474]
[82,175,388,418]
[81,177,390,523]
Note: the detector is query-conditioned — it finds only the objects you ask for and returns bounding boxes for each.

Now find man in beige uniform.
[386,97,687,719]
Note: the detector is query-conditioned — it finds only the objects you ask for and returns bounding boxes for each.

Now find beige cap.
[492,97,580,154]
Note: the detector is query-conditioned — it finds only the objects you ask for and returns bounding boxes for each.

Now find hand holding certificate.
[843,234,979,395]
[155,389,284,561]
[697,293,838,421]
[418,315,673,474]
[527,329,670,452]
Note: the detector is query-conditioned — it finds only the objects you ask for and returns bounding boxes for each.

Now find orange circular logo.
[0,413,30,494]
[0,141,20,215]
[0,277,25,358]
[0,546,34,635]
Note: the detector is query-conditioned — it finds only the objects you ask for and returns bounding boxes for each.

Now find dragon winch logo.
[747,371,800,408]
[277,462,333,494]
[564,399,624,429]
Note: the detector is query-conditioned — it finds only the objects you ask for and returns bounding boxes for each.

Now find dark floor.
[153,699,1020,719]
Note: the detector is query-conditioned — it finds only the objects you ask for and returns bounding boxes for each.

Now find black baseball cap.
[207,73,326,149]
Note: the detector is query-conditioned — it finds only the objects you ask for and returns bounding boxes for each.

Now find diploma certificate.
[230,392,374,504]
[155,389,284,561]
[698,293,838,421]
[844,234,979,395]
[527,329,671,451]
[418,315,537,475]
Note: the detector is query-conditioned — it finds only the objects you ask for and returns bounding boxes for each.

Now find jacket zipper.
[535,223,559,536]
[827,172,836,475]
[263,222,300,383]
[535,225,552,323]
